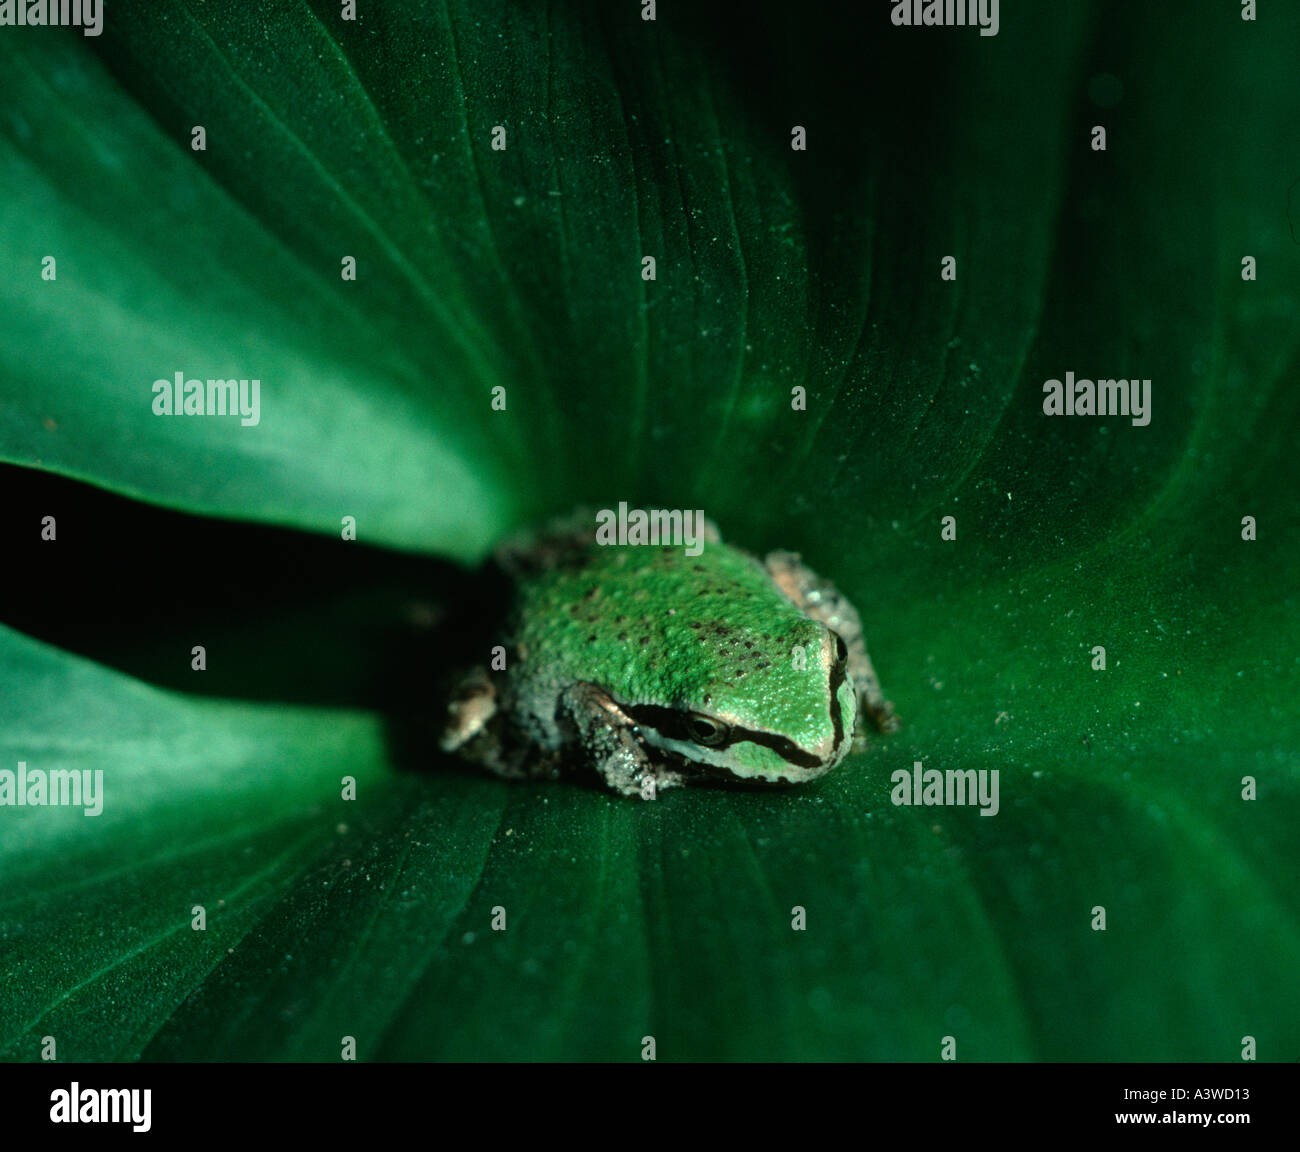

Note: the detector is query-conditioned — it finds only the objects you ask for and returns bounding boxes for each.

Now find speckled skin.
[440,516,897,796]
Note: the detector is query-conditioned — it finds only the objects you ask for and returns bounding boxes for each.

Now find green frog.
[440,513,898,797]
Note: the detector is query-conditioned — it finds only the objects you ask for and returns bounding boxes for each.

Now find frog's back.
[510,541,820,709]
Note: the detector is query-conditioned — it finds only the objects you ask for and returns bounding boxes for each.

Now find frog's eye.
[686,713,730,746]
[833,632,848,665]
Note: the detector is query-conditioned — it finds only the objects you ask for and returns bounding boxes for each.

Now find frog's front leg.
[558,682,684,798]
[764,550,900,735]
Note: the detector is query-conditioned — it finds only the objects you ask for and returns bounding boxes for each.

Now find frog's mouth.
[621,637,852,784]
[628,703,827,770]
[664,751,814,788]
[635,734,827,788]
[576,690,817,787]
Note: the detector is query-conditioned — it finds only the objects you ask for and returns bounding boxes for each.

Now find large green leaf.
[2,0,1297,1060]
[0,626,391,1060]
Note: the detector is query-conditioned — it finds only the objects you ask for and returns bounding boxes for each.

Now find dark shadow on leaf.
[1,463,504,716]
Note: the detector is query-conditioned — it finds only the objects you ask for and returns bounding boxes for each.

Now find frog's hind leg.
[439,666,531,780]
[439,666,498,751]
[763,551,900,735]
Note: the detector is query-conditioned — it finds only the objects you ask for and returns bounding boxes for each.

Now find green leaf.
[2,0,1298,1061]
[0,625,393,1060]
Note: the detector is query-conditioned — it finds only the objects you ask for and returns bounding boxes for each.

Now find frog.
[439,512,898,797]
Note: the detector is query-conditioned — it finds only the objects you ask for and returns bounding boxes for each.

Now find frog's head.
[624,618,858,784]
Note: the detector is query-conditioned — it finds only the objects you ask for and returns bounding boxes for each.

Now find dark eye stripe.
[620,702,696,744]
[622,700,825,770]
[828,634,848,752]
